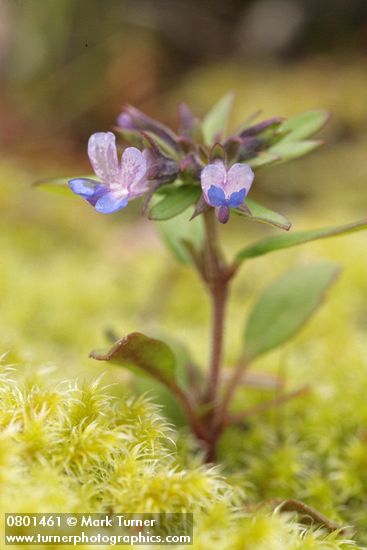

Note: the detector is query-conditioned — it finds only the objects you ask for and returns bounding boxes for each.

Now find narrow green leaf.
[34,176,94,195]
[202,93,234,145]
[280,110,330,143]
[248,152,280,168]
[235,219,367,263]
[244,263,339,359]
[156,208,204,264]
[235,198,292,231]
[270,140,323,162]
[149,185,201,221]
[90,332,176,383]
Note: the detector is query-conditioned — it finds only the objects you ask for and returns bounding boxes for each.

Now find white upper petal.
[200,161,226,197]
[120,147,148,196]
[88,132,119,185]
[225,163,254,197]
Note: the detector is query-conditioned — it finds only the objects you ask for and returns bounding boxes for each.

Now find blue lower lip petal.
[227,189,246,208]
[94,192,129,214]
[207,185,226,207]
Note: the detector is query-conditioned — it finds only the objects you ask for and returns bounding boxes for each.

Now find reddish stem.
[202,210,229,406]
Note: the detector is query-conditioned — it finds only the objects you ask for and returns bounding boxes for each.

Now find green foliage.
[235,219,367,263]
[149,185,201,220]
[248,151,280,168]
[244,263,339,359]
[279,110,330,142]
[270,140,323,162]
[134,339,194,426]
[156,208,204,264]
[90,332,177,383]
[202,93,234,145]
[235,198,292,231]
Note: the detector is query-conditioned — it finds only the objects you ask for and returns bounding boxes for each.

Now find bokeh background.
[1,0,367,378]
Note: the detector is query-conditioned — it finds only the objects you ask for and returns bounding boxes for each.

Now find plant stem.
[166,380,210,443]
[206,285,227,403]
[202,210,228,406]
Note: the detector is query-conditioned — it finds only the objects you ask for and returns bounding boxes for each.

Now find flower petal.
[120,147,148,194]
[200,161,226,199]
[225,163,254,198]
[88,132,119,184]
[227,189,247,208]
[69,178,98,197]
[68,179,108,206]
[207,185,226,207]
[94,191,129,214]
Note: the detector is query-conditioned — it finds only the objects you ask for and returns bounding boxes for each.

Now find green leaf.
[270,140,323,162]
[202,93,234,146]
[244,263,339,359]
[248,152,280,168]
[149,185,201,221]
[156,208,204,264]
[90,332,176,383]
[235,219,367,263]
[280,110,330,143]
[134,339,196,426]
[33,176,94,195]
[235,198,292,231]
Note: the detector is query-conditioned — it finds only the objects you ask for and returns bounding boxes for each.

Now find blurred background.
[1,0,367,154]
[0,0,367,380]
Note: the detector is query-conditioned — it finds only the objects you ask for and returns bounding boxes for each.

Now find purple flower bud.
[200,160,254,223]
[69,132,150,214]
[116,105,179,151]
[239,117,284,138]
[116,112,134,130]
[218,205,230,224]
[178,103,196,137]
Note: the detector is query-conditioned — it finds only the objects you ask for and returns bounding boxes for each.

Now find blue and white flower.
[69,132,150,214]
[200,160,254,223]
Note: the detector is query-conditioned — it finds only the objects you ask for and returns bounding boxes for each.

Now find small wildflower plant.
[41,94,367,461]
